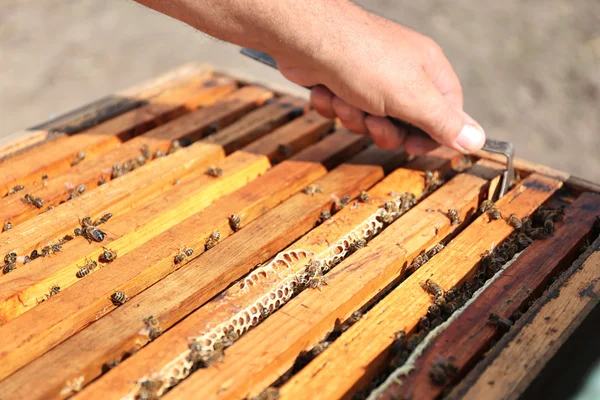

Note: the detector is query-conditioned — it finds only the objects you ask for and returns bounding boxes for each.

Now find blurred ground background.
[0,0,599,182]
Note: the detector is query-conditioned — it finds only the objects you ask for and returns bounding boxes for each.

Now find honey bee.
[134,155,147,167]
[110,291,128,306]
[168,140,182,154]
[41,174,48,180]
[99,247,117,263]
[302,184,322,195]
[507,214,523,229]
[384,200,399,214]
[428,303,442,318]
[205,165,223,177]
[479,200,494,214]
[399,192,417,213]
[444,287,459,302]
[2,263,16,274]
[442,301,458,316]
[23,193,44,208]
[123,159,135,172]
[347,310,363,325]
[487,208,502,221]
[22,256,31,264]
[173,179,181,185]
[426,243,445,258]
[111,163,124,179]
[154,150,167,158]
[30,249,39,260]
[318,210,331,224]
[94,213,113,226]
[543,219,555,235]
[137,378,162,400]
[488,313,513,331]
[424,279,444,299]
[409,253,429,273]
[174,247,194,264]
[71,151,86,166]
[308,273,328,291]
[80,216,106,242]
[188,340,204,364]
[337,195,351,211]
[97,177,106,186]
[352,239,366,252]
[6,184,25,196]
[75,259,98,278]
[359,190,370,203]
[277,144,293,157]
[140,144,152,160]
[205,342,225,366]
[229,214,242,232]
[144,316,162,340]
[204,231,221,251]
[447,209,461,226]
[3,252,16,264]
[429,357,458,386]
[222,326,240,347]
[47,283,61,299]
[260,307,270,319]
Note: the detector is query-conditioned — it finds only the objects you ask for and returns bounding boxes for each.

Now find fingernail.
[456,124,486,153]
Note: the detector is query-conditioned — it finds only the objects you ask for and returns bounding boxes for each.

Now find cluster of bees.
[378,192,417,225]
[304,259,328,291]
[109,141,184,181]
[187,326,240,372]
[423,170,443,196]
[407,243,445,275]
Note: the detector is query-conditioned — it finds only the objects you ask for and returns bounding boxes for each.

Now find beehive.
[0,63,598,400]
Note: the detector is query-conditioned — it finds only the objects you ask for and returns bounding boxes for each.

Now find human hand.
[273,7,486,155]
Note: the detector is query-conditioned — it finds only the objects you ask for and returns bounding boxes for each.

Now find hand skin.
[134,0,486,155]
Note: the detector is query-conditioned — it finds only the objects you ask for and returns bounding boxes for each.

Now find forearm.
[134,0,363,66]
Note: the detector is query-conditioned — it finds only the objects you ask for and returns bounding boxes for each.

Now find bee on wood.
[41,174,48,180]
[261,307,270,320]
[154,150,167,158]
[399,192,417,213]
[308,273,328,291]
[384,200,399,214]
[47,283,61,299]
[137,378,162,400]
[305,259,322,277]
[51,243,62,253]
[423,170,442,194]
[429,357,458,386]
[424,279,444,299]
[3,263,16,274]
[409,253,429,273]
[318,209,331,224]
[6,184,25,196]
[347,310,363,325]
[447,209,461,226]
[444,287,459,302]
[30,249,39,260]
[428,303,442,319]
[75,259,97,278]
[3,252,16,265]
[23,193,44,208]
[144,315,162,340]
[99,247,117,263]
[111,163,123,179]
[222,326,240,347]
[204,231,221,251]
[277,144,293,157]
[22,255,31,264]
[173,179,181,185]
[507,214,523,229]
[359,190,370,203]
[516,233,534,250]
[426,243,445,259]
[71,151,86,166]
[479,200,494,214]
[543,219,555,235]
[140,144,152,160]
[229,214,242,232]
[352,239,366,252]
[168,140,182,154]
[442,301,458,316]
[487,207,502,221]
[111,291,128,306]
[302,184,322,195]
[488,313,513,331]
[174,247,194,264]
[94,213,113,226]
[251,387,280,400]
[76,184,86,195]
[123,159,135,172]
[336,195,351,211]
[83,225,105,243]
[134,155,147,168]
[97,177,106,186]
[205,165,223,178]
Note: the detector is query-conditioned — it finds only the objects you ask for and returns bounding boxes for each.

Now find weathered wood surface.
[449,235,600,400]
[0,63,212,161]
[0,71,220,195]
[0,147,387,400]
[76,148,459,400]
[379,192,600,400]
[275,173,561,400]
[0,81,257,226]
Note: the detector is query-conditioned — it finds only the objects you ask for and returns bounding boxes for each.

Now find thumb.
[390,78,486,153]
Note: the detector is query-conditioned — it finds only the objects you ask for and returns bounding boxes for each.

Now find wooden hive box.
[0,63,598,400]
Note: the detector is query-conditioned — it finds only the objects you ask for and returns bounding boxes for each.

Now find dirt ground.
[1,0,599,182]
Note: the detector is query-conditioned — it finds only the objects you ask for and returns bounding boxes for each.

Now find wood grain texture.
[0,79,248,226]
[77,148,456,400]
[450,237,600,400]
[276,173,562,400]
[0,148,387,400]
[0,86,274,258]
[381,192,600,400]
[0,151,271,323]
[0,73,224,195]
